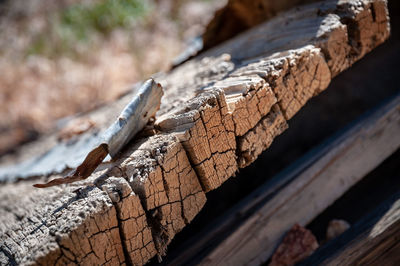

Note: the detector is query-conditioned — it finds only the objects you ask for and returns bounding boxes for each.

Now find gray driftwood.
[0,0,391,265]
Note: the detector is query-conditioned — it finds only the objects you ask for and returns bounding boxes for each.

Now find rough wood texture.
[0,0,390,264]
[156,90,237,191]
[0,135,206,265]
[0,176,126,265]
[156,0,389,189]
[107,135,207,255]
[200,93,400,265]
[99,177,157,265]
[237,104,287,168]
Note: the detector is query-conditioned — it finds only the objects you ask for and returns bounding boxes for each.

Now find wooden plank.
[0,175,129,265]
[199,93,400,265]
[300,192,400,265]
[108,135,207,256]
[157,0,390,190]
[165,105,385,265]
[0,0,391,264]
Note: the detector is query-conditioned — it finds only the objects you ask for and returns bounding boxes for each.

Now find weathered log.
[0,174,129,265]
[33,79,163,188]
[0,0,390,264]
[106,135,206,257]
[156,0,389,190]
[198,93,400,265]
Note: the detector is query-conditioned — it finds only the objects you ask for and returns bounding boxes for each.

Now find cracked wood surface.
[199,93,400,266]
[0,0,390,264]
[156,0,389,189]
[99,177,157,265]
[0,176,126,265]
[107,135,206,256]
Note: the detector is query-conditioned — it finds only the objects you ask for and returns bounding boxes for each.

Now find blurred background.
[0,0,225,156]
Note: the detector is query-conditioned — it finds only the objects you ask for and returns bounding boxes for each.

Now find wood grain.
[200,93,400,265]
[0,0,391,264]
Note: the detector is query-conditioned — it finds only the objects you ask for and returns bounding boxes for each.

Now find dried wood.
[0,175,129,265]
[0,134,205,265]
[0,80,161,182]
[0,0,391,264]
[33,79,163,188]
[199,93,400,265]
[156,0,390,190]
[106,135,207,256]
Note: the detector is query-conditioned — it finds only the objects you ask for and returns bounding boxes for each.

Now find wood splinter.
[33,78,164,188]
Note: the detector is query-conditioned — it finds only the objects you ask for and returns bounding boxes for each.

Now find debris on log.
[0,0,391,264]
[270,224,319,266]
[326,219,351,241]
[0,80,161,182]
[33,79,163,188]
[301,193,400,266]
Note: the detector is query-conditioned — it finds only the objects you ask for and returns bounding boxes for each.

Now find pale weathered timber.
[230,46,331,120]
[0,0,391,264]
[106,134,207,256]
[199,93,400,266]
[156,0,390,188]
[98,177,157,265]
[156,89,237,191]
[300,193,400,266]
[213,75,277,137]
[0,135,205,265]
[237,104,287,168]
[0,174,127,265]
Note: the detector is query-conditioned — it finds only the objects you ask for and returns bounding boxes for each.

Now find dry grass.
[0,0,225,155]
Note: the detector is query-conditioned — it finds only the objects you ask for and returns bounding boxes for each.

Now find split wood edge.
[33,79,163,188]
[0,0,390,265]
[199,93,400,265]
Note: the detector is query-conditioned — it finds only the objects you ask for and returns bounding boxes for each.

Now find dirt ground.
[0,0,225,155]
